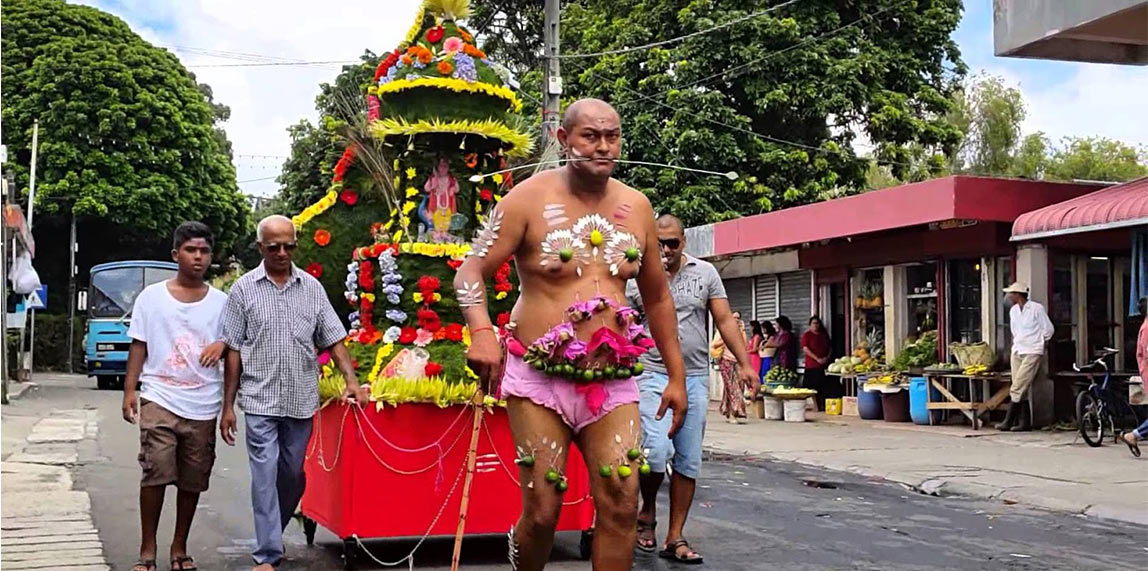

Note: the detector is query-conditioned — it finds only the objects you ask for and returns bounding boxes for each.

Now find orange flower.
[406,46,419,56]
[437,60,453,75]
[464,44,486,59]
[418,50,433,64]
[314,229,332,247]
[460,29,473,43]
[401,54,413,66]
[433,329,447,341]
[464,153,478,168]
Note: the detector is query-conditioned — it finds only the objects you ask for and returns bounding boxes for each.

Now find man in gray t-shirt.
[624,215,755,563]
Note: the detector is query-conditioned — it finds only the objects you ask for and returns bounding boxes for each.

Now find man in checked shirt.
[220,215,369,571]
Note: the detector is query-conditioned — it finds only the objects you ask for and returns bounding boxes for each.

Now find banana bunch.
[868,374,897,385]
[368,376,483,409]
[319,366,347,400]
[963,364,989,376]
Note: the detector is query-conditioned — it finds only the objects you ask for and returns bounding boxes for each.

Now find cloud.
[72,0,422,198]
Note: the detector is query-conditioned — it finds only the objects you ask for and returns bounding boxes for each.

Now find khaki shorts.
[138,399,217,492]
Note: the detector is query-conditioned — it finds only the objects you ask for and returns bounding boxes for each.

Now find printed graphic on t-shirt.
[157,328,212,388]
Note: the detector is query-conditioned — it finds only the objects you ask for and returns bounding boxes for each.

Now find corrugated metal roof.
[1011,177,1148,241]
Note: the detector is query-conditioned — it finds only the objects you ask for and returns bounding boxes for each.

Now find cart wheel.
[303,517,317,546]
[579,529,593,561]
[343,537,358,570]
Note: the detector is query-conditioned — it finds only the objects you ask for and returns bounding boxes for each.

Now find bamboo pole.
[450,390,485,571]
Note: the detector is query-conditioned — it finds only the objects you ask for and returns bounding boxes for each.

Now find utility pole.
[541,0,562,156]
[66,212,77,373]
[26,121,38,227]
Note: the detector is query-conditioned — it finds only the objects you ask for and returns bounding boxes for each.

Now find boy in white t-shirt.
[123,222,228,571]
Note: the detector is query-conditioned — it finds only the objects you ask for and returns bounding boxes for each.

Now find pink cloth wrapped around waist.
[499,352,638,433]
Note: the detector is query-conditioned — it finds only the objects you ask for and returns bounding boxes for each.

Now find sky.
[71,0,1148,199]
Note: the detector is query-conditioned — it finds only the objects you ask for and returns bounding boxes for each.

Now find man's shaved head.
[656,214,685,234]
[561,98,620,132]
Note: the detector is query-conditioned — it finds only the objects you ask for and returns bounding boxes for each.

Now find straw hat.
[1002,281,1029,295]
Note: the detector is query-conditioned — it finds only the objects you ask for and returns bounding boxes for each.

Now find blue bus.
[84,260,178,389]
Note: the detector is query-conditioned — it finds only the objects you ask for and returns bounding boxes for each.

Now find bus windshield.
[89,266,176,318]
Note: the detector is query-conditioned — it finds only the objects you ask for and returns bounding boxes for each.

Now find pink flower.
[553,322,576,343]
[587,327,627,357]
[567,300,598,322]
[317,351,332,365]
[563,339,588,361]
[576,382,608,415]
[615,306,640,325]
[626,323,646,341]
[444,37,464,53]
[414,328,435,347]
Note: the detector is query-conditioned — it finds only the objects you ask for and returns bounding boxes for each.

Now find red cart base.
[302,403,596,565]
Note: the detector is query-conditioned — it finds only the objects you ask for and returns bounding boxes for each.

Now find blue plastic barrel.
[858,387,884,420]
[909,377,941,425]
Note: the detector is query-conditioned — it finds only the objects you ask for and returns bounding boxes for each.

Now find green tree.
[470,0,966,225]
[1011,132,1049,179]
[947,74,1026,175]
[274,51,380,215]
[2,0,248,241]
[1045,136,1148,183]
[2,0,250,309]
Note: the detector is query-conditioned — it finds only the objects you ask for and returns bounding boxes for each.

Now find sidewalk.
[1,404,109,570]
[702,409,1148,526]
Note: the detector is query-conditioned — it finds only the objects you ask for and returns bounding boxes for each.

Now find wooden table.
[924,372,1012,430]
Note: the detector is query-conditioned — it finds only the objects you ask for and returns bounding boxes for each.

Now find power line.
[237,175,279,184]
[186,60,356,68]
[556,0,804,59]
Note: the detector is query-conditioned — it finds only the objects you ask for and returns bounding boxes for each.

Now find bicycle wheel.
[1076,391,1105,448]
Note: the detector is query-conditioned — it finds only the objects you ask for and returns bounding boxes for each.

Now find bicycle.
[1073,347,1144,447]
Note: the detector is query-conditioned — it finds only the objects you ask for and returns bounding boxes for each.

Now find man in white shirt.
[998,281,1054,432]
[122,222,228,571]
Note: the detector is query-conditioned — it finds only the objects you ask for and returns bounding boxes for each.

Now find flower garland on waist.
[514,296,654,383]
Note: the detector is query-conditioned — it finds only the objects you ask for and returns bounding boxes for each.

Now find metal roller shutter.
[778,271,812,337]
[724,278,754,335]
[754,275,778,322]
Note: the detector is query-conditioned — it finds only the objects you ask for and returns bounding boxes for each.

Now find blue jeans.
[638,371,709,479]
[1134,418,1148,440]
[245,414,313,565]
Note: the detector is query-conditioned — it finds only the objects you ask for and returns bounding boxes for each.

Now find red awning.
[1011,177,1148,241]
[707,176,1101,258]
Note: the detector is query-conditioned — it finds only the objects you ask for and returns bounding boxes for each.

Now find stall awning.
[1011,177,1148,241]
[700,176,1101,258]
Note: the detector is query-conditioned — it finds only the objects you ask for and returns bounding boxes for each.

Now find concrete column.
[885,265,907,362]
[1015,244,1054,427]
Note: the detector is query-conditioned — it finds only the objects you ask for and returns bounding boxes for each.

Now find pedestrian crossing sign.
[27,285,47,310]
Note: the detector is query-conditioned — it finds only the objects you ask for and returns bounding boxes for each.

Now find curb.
[702,445,1148,526]
[4,382,39,402]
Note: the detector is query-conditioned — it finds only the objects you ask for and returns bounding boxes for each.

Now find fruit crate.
[302,402,595,568]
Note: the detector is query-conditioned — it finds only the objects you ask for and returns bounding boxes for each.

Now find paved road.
[13,374,1148,570]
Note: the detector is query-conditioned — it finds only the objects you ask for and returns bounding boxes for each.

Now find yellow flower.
[413,292,424,303]
[462,328,471,347]
[433,293,442,302]
[382,219,394,231]
[495,292,508,300]
[368,343,394,383]
[361,293,376,302]
[402,201,417,214]
[371,117,533,158]
[494,195,502,203]
[492,173,504,185]
[373,77,523,113]
[406,187,418,198]
[393,176,401,187]
[393,230,404,243]
[406,167,417,180]
[465,366,479,380]
[393,159,400,170]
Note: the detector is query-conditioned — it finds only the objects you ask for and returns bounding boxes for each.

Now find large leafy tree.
[2,0,249,306]
[470,0,966,225]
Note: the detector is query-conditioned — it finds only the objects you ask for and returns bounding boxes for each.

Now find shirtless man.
[456,98,688,570]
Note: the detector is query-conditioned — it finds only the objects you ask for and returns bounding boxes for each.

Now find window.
[89,266,176,318]
[995,256,1015,361]
[948,259,982,344]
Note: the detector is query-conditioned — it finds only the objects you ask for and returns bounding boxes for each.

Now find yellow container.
[825,398,843,415]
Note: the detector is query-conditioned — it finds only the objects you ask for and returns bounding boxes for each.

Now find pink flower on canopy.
[414,328,435,347]
[444,37,464,53]
[317,351,332,365]
[563,339,589,361]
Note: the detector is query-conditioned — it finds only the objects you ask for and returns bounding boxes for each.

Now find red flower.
[333,146,356,183]
[446,259,464,270]
[480,188,494,202]
[352,359,360,369]
[496,312,511,328]
[494,281,513,293]
[339,188,358,206]
[305,263,323,278]
[425,362,444,377]
[427,26,444,43]
[358,261,374,289]
[445,323,464,342]
[313,229,331,247]
[496,262,511,278]
[417,308,442,332]
[360,297,374,312]
[417,275,441,293]
[399,327,417,345]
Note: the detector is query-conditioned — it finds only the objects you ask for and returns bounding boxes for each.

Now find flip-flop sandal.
[1124,435,1142,458]
[132,560,157,571]
[659,538,704,564]
[171,556,197,571]
[635,520,657,553]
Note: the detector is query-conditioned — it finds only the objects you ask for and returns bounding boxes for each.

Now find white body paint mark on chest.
[542,203,568,227]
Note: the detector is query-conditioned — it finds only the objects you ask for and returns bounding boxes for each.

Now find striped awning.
[1011,177,1148,241]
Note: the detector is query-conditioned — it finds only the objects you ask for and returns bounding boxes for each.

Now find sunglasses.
[658,238,682,250]
[263,242,297,253]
